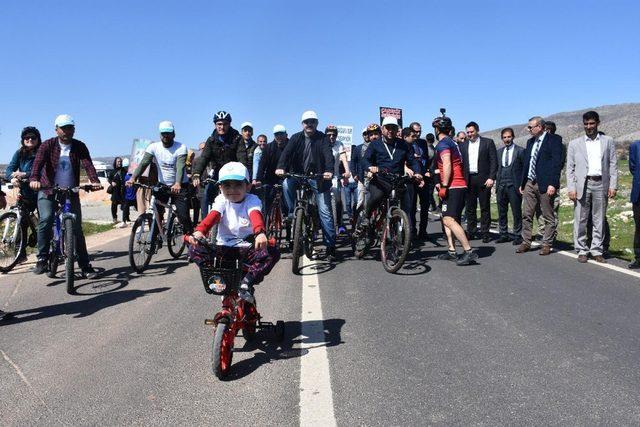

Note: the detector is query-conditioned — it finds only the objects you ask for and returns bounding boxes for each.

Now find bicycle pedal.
[204,319,216,326]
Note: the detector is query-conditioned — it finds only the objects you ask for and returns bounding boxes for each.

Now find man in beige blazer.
[566,110,617,263]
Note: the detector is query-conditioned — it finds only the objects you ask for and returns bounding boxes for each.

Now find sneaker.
[512,237,523,246]
[337,226,347,236]
[116,222,128,229]
[238,283,255,305]
[326,247,338,262]
[482,234,492,243]
[437,251,457,261]
[33,259,48,275]
[456,250,478,266]
[496,235,511,243]
[629,259,640,269]
[81,266,99,279]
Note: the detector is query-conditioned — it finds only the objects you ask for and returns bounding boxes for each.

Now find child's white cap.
[218,161,250,183]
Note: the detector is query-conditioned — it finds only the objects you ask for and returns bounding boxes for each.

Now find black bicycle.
[352,171,413,273]
[0,178,38,273]
[283,173,325,274]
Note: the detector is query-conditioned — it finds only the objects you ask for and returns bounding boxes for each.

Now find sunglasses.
[23,136,38,141]
[303,120,318,125]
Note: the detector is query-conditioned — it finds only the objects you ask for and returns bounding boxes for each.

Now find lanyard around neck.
[382,140,396,160]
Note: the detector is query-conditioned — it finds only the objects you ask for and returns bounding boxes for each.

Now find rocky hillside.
[480,103,640,149]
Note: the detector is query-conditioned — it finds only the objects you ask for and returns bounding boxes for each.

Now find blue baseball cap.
[158,120,175,133]
[55,114,75,127]
[218,162,250,183]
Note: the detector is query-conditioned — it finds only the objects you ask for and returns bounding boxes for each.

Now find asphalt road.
[2,220,640,425]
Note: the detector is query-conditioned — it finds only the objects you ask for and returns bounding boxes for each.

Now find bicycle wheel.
[291,208,305,274]
[211,322,234,379]
[166,215,186,259]
[47,239,59,278]
[63,217,75,294]
[380,207,411,273]
[129,214,155,273]
[266,201,284,247]
[351,209,369,259]
[0,212,23,273]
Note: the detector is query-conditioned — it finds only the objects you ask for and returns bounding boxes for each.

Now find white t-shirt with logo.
[145,141,188,185]
[55,142,75,187]
[211,193,262,247]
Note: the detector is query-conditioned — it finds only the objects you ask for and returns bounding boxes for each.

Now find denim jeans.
[200,181,218,220]
[283,177,336,247]
[343,181,358,219]
[37,191,90,268]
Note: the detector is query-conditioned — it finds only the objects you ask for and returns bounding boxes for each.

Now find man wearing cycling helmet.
[192,111,248,218]
[275,111,338,261]
[29,115,102,278]
[432,115,477,266]
[360,117,423,230]
[325,124,351,235]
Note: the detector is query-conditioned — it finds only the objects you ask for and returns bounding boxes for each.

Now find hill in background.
[480,103,640,148]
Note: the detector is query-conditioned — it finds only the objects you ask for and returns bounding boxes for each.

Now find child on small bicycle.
[186,162,279,302]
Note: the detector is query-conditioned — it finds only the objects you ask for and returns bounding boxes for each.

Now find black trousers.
[496,183,522,236]
[409,182,430,235]
[155,187,194,235]
[465,174,491,234]
[365,178,412,223]
[634,202,640,260]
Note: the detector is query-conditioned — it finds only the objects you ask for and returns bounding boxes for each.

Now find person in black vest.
[495,128,525,244]
[403,126,430,240]
[458,121,497,243]
[424,133,438,213]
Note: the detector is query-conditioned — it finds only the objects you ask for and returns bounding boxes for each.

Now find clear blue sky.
[1,0,638,157]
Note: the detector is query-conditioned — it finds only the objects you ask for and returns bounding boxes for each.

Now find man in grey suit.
[566,111,618,263]
[496,127,525,244]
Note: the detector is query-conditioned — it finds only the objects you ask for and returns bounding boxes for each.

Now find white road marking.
[299,255,337,427]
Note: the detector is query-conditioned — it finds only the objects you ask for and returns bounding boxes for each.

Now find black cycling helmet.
[432,116,453,132]
[21,126,41,142]
[214,111,232,123]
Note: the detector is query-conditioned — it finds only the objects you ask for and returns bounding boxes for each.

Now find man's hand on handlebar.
[171,182,181,194]
[275,169,285,177]
[29,181,41,191]
[368,166,379,174]
[323,172,333,180]
[192,176,200,187]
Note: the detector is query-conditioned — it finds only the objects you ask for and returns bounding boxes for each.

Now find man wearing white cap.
[275,111,338,260]
[127,121,193,237]
[29,114,102,278]
[256,125,289,214]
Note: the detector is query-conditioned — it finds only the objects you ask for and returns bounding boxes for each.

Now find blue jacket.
[520,132,563,191]
[630,141,640,204]
[6,149,37,201]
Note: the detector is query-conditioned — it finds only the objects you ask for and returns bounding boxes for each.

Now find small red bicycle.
[190,237,284,379]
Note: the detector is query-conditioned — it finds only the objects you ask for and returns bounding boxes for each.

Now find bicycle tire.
[291,208,305,274]
[211,322,233,379]
[63,217,75,294]
[0,212,23,273]
[166,215,186,259]
[266,201,284,247]
[47,240,59,278]
[381,208,411,273]
[351,209,369,259]
[129,214,155,273]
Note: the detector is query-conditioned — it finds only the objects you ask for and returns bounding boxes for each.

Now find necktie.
[528,139,541,181]
[503,146,510,168]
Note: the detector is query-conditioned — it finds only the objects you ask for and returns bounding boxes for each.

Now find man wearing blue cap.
[30,114,103,278]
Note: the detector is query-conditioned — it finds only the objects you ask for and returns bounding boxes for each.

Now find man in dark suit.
[404,126,430,239]
[458,121,497,243]
[495,127,524,244]
[628,140,640,269]
[516,116,563,255]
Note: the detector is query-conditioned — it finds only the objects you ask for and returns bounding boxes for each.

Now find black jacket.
[496,144,525,188]
[362,137,421,176]
[193,127,247,177]
[458,136,498,183]
[520,132,563,191]
[277,130,334,175]
[243,138,257,176]
[257,140,288,185]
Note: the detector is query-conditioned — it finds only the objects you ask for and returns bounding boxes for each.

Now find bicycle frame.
[51,188,78,260]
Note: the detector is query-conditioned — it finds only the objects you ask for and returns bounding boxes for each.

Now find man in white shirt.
[127,121,194,236]
[566,111,617,263]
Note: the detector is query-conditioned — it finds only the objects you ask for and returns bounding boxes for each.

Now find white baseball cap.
[122,158,130,168]
[381,116,399,127]
[218,161,250,183]
[273,124,287,134]
[301,110,318,122]
[158,120,175,133]
[240,121,253,130]
[55,114,75,127]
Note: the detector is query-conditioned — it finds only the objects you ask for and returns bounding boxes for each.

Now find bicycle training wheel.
[129,214,155,273]
[0,212,23,273]
[380,208,411,273]
[63,217,75,294]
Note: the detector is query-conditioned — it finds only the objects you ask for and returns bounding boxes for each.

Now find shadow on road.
[1,287,171,326]
[90,250,130,262]
[222,318,346,381]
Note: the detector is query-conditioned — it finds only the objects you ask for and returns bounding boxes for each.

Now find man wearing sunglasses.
[516,116,563,255]
[276,111,338,260]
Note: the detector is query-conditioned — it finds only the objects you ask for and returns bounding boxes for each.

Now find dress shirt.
[585,134,602,176]
[468,137,480,173]
[502,144,514,167]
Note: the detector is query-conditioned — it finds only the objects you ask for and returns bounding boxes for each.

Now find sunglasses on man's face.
[303,120,318,125]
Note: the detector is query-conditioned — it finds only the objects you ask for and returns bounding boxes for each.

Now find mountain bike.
[265,183,289,250]
[190,236,284,379]
[46,185,101,294]
[284,173,324,274]
[128,183,186,273]
[352,171,413,273]
[0,178,38,273]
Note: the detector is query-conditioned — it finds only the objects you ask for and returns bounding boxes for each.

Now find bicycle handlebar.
[282,172,328,180]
